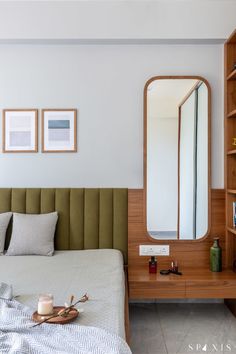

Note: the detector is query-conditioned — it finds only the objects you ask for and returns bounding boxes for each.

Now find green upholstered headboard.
[0,188,128,264]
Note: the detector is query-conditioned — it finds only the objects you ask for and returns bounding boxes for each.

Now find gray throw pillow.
[0,212,12,254]
[6,212,58,256]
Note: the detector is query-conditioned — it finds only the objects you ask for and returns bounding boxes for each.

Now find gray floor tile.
[130,303,166,354]
[129,303,236,354]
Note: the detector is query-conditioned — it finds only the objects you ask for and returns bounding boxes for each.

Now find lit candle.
[37,294,54,315]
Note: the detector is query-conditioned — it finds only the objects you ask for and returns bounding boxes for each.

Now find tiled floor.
[129,303,236,354]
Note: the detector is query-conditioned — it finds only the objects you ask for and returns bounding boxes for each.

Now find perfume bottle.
[149,256,157,273]
[171,260,178,272]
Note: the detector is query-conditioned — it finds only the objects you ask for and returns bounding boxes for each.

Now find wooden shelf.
[227,109,236,118]
[227,189,236,194]
[128,266,236,299]
[227,149,236,155]
[226,29,236,44]
[227,227,236,235]
[227,69,236,81]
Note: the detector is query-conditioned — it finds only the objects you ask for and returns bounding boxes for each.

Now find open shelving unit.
[225,29,236,268]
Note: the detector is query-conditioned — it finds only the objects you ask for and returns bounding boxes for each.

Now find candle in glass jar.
[38,294,54,315]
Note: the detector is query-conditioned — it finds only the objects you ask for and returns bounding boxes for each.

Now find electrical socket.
[139,245,170,256]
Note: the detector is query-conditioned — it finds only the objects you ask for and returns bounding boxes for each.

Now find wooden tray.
[32,306,79,324]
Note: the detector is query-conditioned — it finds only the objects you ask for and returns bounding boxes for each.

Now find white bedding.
[0,249,126,339]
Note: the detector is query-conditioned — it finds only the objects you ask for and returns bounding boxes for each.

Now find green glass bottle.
[210,237,222,272]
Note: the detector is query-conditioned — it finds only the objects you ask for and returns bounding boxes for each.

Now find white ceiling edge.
[0,38,225,45]
[0,0,231,2]
[0,1,234,41]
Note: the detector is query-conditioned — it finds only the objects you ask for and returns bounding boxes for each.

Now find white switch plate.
[139,245,170,256]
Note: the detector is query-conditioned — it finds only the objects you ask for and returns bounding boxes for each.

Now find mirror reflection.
[146,78,209,240]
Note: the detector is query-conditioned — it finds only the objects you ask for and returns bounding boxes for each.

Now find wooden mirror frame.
[144,75,211,242]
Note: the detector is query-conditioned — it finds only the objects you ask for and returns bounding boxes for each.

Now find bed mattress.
[0,249,125,339]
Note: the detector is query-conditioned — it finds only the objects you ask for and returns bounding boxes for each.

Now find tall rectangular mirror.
[145,77,210,240]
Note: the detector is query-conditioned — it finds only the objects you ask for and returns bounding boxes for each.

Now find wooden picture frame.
[2,109,38,153]
[42,109,77,153]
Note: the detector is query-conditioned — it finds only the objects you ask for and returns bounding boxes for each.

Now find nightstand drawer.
[186,280,236,298]
[129,280,185,299]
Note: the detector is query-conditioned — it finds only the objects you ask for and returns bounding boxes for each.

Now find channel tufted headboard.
[0,188,128,264]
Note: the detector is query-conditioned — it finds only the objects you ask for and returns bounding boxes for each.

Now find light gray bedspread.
[0,250,126,339]
[0,283,131,354]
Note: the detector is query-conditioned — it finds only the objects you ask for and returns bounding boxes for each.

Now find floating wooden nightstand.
[128,266,236,299]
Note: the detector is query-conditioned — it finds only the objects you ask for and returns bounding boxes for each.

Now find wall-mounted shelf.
[227,149,236,155]
[227,227,236,235]
[227,109,236,119]
[227,69,236,81]
[227,189,236,194]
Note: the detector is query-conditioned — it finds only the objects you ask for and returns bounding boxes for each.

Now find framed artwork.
[2,109,38,153]
[42,109,77,152]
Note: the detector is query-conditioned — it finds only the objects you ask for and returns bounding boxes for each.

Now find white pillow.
[0,212,12,254]
[6,212,58,256]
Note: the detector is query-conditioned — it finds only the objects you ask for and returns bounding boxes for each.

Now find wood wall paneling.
[128,189,225,269]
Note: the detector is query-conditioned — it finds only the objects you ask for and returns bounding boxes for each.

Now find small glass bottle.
[149,256,157,273]
[210,237,222,272]
[171,260,178,273]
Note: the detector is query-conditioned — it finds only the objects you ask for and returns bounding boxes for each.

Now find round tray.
[32,306,79,324]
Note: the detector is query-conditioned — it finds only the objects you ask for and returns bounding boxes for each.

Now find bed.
[0,188,130,353]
